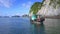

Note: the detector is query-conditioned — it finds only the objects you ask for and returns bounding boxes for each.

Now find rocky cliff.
[37,0,60,16]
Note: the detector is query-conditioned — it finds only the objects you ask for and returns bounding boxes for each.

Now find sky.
[0,0,43,16]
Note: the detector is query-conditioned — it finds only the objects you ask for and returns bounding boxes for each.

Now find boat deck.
[32,21,41,24]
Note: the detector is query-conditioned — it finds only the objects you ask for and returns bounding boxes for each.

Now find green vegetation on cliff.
[29,0,45,14]
[29,2,42,14]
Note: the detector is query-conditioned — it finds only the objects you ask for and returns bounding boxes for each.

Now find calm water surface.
[0,17,60,34]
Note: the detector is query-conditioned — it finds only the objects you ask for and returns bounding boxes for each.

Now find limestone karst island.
[29,0,60,19]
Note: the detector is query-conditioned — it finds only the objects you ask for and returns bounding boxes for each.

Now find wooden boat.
[30,14,45,24]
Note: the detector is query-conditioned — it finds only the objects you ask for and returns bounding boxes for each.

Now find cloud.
[15,13,20,15]
[22,1,32,9]
[0,0,16,8]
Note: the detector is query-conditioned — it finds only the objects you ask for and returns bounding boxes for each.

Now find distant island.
[0,16,10,18]
[11,15,20,17]
[22,14,29,17]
